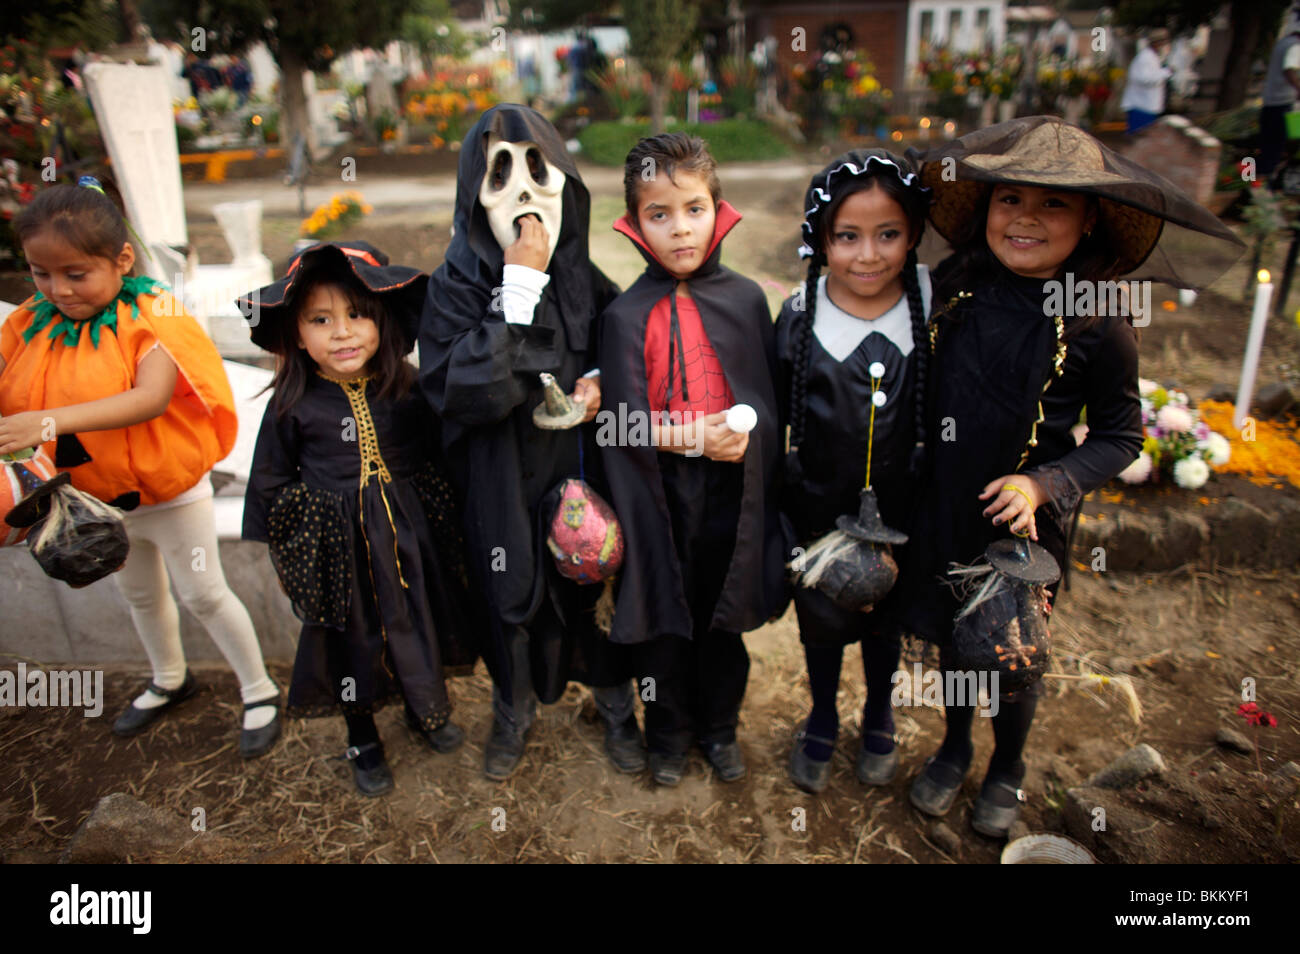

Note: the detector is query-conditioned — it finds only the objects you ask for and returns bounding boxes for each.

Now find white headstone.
[82,62,189,273]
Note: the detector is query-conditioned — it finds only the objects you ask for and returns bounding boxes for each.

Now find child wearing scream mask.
[597,133,787,786]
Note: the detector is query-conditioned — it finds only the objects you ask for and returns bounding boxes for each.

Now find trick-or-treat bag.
[948,537,1058,695]
[546,477,625,634]
[546,478,624,584]
[2,450,129,588]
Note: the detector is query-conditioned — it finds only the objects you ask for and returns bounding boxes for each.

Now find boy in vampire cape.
[597,133,788,785]
[419,104,641,781]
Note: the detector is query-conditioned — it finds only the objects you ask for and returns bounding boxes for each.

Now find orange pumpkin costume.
[0,278,237,507]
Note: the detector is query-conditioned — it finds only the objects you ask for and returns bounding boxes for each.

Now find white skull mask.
[478,134,567,267]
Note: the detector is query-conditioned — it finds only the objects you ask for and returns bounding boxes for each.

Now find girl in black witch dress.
[240,241,476,797]
[898,117,1242,837]
[777,150,932,794]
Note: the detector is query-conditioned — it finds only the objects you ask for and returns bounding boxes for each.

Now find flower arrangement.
[300,191,372,240]
[1118,379,1230,489]
[1198,400,1300,488]
[793,49,892,137]
[403,79,495,144]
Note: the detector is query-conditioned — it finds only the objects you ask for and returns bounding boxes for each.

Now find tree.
[403,0,469,76]
[4,0,123,50]
[625,0,699,132]
[1114,0,1292,110]
[140,0,419,158]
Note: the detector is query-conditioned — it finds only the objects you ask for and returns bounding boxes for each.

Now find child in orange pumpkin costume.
[0,181,280,757]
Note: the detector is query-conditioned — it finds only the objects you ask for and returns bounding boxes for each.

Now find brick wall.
[761,3,907,91]
[1119,115,1223,206]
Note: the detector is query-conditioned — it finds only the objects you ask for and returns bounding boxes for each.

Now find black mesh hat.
[236,241,428,353]
[908,116,1245,287]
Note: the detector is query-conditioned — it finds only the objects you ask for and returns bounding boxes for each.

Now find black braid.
[902,248,928,476]
[786,257,820,486]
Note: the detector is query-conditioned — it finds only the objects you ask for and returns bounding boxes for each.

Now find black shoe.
[112,671,199,737]
[483,717,527,781]
[971,776,1027,839]
[788,721,835,794]
[649,751,688,786]
[345,742,393,797]
[700,740,747,782]
[855,730,900,786]
[909,755,970,817]
[604,715,648,773]
[406,711,465,754]
[239,690,281,759]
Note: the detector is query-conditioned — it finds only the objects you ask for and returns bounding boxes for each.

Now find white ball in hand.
[725,403,758,433]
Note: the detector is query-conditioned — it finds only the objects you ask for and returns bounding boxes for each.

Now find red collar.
[613,200,743,274]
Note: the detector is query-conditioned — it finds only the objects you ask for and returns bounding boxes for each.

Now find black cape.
[418,103,623,703]
[596,204,788,644]
[242,376,476,724]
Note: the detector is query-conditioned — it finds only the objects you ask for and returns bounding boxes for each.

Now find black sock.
[343,712,383,769]
[801,644,843,760]
[936,680,976,772]
[987,694,1038,785]
[860,636,898,754]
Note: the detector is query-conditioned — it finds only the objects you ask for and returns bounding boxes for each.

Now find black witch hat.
[236,241,428,353]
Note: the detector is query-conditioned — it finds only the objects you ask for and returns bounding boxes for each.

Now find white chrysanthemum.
[1156,404,1194,434]
[1118,451,1153,484]
[1138,378,1158,397]
[1174,455,1210,489]
[1203,432,1231,467]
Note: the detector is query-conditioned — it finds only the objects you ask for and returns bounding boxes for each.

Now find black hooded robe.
[418,104,625,707]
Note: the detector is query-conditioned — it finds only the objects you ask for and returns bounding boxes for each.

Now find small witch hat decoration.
[4,457,72,529]
[791,361,909,612]
[949,531,1060,694]
[533,372,586,429]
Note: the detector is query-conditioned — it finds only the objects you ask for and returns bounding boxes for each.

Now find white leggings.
[114,495,276,704]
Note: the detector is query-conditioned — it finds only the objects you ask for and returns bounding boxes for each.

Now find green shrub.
[577,118,789,166]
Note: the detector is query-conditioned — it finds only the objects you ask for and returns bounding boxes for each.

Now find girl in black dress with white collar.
[777,150,932,793]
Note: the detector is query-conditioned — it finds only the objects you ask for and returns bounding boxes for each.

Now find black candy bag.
[5,465,129,588]
[948,537,1058,694]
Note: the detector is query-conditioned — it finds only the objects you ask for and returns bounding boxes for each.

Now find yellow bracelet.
[1002,483,1035,511]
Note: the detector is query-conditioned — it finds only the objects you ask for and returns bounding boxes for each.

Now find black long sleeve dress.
[897,265,1143,647]
[242,373,476,728]
[776,271,930,644]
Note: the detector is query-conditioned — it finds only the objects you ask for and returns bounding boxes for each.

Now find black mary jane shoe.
[239,692,282,759]
[406,711,465,754]
[648,751,689,787]
[345,742,394,797]
[855,730,900,787]
[604,714,648,774]
[788,721,836,794]
[908,755,970,817]
[111,671,199,737]
[700,740,747,782]
[483,717,527,781]
[971,777,1027,839]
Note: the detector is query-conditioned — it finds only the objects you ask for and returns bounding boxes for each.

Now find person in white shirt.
[1260,10,1300,178]
[1120,29,1172,134]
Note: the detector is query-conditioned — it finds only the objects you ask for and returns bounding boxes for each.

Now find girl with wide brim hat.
[908,115,1244,288]
[236,240,428,353]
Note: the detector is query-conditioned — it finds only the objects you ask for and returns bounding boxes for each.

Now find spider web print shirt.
[643,292,736,417]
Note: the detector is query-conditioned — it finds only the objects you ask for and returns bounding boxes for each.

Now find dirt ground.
[3,166,1299,864]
